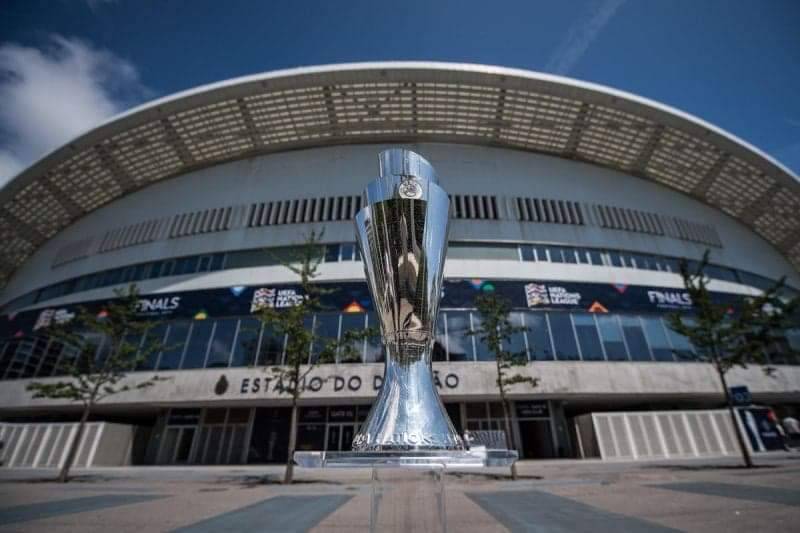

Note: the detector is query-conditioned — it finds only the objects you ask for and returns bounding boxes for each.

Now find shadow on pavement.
[215,474,344,487]
[0,474,122,484]
[447,472,543,481]
[644,464,777,472]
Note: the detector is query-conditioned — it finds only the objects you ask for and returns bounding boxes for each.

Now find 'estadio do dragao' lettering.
[236,370,459,395]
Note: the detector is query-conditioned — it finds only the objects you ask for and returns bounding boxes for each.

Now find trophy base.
[294,448,518,533]
[294,447,518,468]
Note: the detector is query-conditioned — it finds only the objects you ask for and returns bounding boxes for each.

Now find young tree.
[252,231,373,484]
[26,285,165,482]
[470,292,539,480]
[667,251,800,468]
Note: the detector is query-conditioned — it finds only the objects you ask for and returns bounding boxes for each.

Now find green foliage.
[470,293,539,393]
[253,230,376,399]
[666,250,800,374]
[26,284,165,406]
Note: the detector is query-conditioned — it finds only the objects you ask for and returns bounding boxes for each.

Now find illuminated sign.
[526,283,581,307]
[646,290,692,309]
[250,287,305,312]
[32,308,75,330]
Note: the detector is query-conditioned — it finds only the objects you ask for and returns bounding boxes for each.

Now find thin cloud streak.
[0,35,150,186]
[545,0,626,75]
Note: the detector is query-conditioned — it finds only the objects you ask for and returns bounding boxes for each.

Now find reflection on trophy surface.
[352,149,464,451]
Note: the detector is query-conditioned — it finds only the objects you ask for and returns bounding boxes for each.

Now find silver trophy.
[352,149,464,451]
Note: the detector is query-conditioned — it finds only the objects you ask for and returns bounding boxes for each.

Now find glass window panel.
[620,253,635,268]
[210,253,225,271]
[311,313,340,363]
[176,256,199,275]
[182,321,213,369]
[147,261,162,279]
[506,312,527,359]
[572,313,604,361]
[466,402,487,419]
[562,247,578,264]
[206,319,238,368]
[198,255,212,272]
[664,320,696,361]
[446,311,473,361]
[137,324,167,370]
[588,249,603,265]
[520,246,535,261]
[548,313,579,360]
[608,252,622,267]
[525,312,554,361]
[339,313,366,363]
[104,268,122,286]
[663,258,679,273]
[55,344,80,376]
[231,318,260,367]
[36,340,63,377]
[132,263,146,280]
[787,328,800,352]
[340,243,355,261]
[448,244,520,260]
[472,314,494,361]
[159,322,190,370]
[546,246,564,263]
[533,246,548,262]
[0,340,18,377]
[575,249,589,264]
[22,338,48,378]
[621,316,651,361]
[433,314,447,362]
[120,266,135,283]
[160,260,176,277]
[324,244,340,262]
[364,312,383,363]
[257,325,285,365]
[597,315,628,361]
[632,254,650,270]
[642,317,674,361]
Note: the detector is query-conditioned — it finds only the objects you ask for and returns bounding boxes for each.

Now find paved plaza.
[1,455,799,532]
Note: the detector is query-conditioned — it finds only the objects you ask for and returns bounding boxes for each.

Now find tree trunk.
[284,398,298,484]
[718,367,753,468]
[497,382,518,480]
[59,403,91,483]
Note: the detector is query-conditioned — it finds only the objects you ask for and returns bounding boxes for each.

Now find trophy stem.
[353,346,463,451]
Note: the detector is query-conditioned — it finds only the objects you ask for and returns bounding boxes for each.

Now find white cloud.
[0,35,151,186]
[545,0,626,75]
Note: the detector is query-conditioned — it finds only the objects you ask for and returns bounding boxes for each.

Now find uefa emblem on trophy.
[352,149,464,451]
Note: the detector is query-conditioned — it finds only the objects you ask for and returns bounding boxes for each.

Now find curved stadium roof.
[2,61,800,287]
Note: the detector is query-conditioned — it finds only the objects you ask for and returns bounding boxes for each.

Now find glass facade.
[5,307,795,381]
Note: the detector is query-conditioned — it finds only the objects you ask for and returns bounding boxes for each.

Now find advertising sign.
[0,279,743,339]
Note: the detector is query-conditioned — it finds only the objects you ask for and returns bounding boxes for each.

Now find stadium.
[0,62,798,468]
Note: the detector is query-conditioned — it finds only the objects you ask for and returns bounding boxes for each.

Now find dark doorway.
[248,407,290,463]
[519,420,555,458]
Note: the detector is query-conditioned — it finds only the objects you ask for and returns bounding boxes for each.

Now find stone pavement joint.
[652,482,800,507]
[170,494,353,533]
[0,494,166,526]
[467,490,682,533]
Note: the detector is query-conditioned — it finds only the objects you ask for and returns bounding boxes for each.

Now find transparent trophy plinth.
[294,149,517,532]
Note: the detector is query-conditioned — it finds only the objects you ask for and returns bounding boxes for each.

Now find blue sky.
[1,0,799,181]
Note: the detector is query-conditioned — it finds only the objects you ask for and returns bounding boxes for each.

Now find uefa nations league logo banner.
[1,279,741,338]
